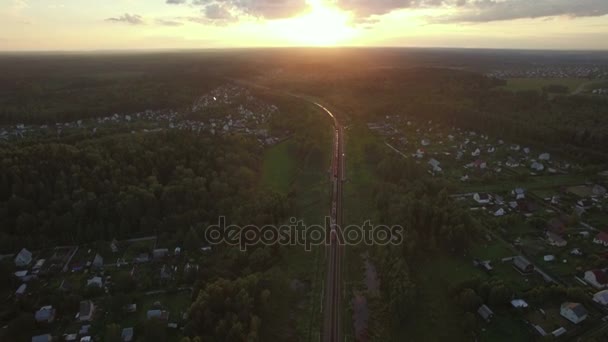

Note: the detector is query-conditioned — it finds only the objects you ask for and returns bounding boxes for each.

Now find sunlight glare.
[271,0,357,46]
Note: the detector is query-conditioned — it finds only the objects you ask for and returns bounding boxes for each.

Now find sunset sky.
[1,0,608,51]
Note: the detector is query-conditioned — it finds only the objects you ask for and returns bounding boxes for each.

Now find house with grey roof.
[477,304,494,322]
[15,248,32,267]
[560,302,588,324]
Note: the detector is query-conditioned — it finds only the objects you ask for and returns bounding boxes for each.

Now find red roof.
[596,232,608,243]
[592,270,608,285]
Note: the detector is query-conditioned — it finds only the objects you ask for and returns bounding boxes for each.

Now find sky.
[1,0,608,51]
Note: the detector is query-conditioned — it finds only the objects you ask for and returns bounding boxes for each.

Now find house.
[593,290,608,305]
[513,256,534,274]
[153,248,169,260]
[174,247,181,256]
[560,302,588,324]
[546,232,567,247]
[585,270,608,289]
[92,254,103,270]
[64,333,78,341]
[134,253,150,264]
[33,259,46,270]
[506,158,520,168]
[592,184,607,197]
[35,306,56,323]
[594,232,608,247]
[427,159,442,172]
[547,218,566,235]
[421,138,430,146]
[79,324,91,335]
[471,148,481,157]
[512,188,526,200]
[473,259,493,273]
[539,153,550,161]
[15,283,27,297]
[15,248,32,267]
[577,199,593,210]
[124,304,137,313]
[31,334,52,342]
[510,299,528,308]
[477,304,494,322]
[122,327,134,342]
[110,239,119,253]
[473,193,492,205]
[160,265,172,280]
[531,161,544,172]
[87,276,103,288]
[79,300,95,321]
[494,208,505,217]
[517,199,539,213]
[473,159,487,169]
[552,327,567,337]
[147,309,169,321]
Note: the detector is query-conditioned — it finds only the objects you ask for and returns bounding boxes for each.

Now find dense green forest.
[0,131,288,251]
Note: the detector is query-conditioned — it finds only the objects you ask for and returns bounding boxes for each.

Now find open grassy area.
[259,103,332,342]
[262,140,298,194]
[501,78,588,93]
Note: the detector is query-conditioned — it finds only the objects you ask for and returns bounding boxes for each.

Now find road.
[313,102,344,342]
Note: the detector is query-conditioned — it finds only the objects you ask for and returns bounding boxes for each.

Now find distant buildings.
[585,269,608,289]
[513,256,534,274]
[79,300,95,322]
[560,302,588,324]
[34,306,56,323]
[15,248,32,267]
[477,305,494,322]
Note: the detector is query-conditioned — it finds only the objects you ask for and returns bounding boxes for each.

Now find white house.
[473,193,492,205]
[494,208,505,217]
[428,159,442,172]
[512,188,526,200]
[87,276,103,288]
[539,153,551,161]
[531,161,544,172]
[560,302,588,324]
[14,248,32,267]
[593,290,608,305]
[585,269,608,289]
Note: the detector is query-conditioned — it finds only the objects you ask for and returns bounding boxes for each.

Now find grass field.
[262,140,298,194]
[260,104,332,342]
[501,78,588,93]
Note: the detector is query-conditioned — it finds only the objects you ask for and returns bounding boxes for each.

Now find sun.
[271,0,357,46]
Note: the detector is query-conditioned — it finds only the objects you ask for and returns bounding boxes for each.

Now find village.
[2,234,212,342]
[368,114,608,339]
[486,65,608,79]
[0,85,286,147]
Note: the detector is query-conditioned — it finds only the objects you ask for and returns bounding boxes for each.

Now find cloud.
[156,18,184,26]
[169,0,308,21]
[204,3,235,20]
[437,0,608,23]
[336,0,454,18]
[105,13,145,25]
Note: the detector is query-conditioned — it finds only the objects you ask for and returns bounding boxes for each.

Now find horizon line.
[1,45,608,55]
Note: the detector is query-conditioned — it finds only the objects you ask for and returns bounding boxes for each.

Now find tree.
[104,323,122,342]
